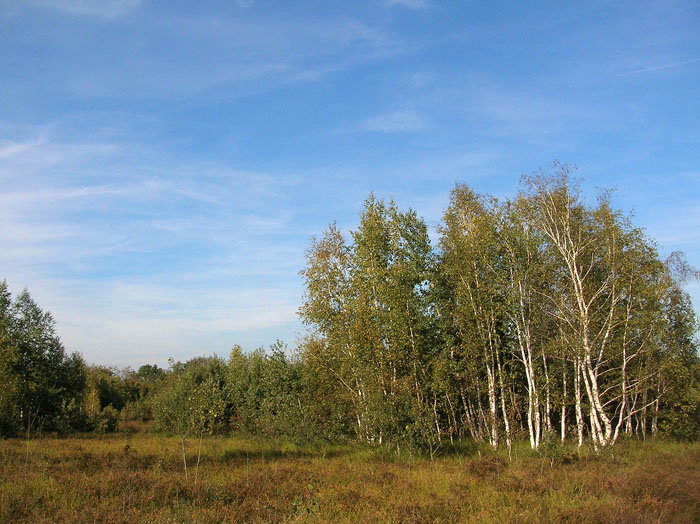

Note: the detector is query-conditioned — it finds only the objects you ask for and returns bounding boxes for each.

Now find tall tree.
[439,186,511,450]
[521,165,680,448]
[298,170,699,449]
[499,196,553,449]
[1,287,86,435]
[0,281,19,436]
[300,196,437,447]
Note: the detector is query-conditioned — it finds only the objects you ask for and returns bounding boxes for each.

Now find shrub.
[91,406,120,433]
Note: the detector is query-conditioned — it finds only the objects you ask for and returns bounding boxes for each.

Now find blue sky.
[1,0,698,367]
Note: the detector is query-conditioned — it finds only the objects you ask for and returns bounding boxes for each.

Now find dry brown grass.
[1,434,698,523]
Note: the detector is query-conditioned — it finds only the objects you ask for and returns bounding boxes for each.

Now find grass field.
[1,430,699,524]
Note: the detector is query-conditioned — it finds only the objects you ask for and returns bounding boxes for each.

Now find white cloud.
[386,0,430,10]
[19,0,141,19]
[645,205,700,248]
[358,111,427,133]
[476,90,586,125]
[19,15,405,101]
[621,57,700,76]
[0,137,118,182]
[6,267,303,366]
[0,138,44,159]
[0,120,311,364]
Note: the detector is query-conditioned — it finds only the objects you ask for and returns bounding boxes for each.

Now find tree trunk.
[560,365,567,443]
[181,437,188,481]
[496,352,511,455]
[575,358,584,447]
[194,430,203,486]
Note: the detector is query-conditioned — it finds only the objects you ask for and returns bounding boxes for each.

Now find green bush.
[538,431,570,465]
[91,406,120,433]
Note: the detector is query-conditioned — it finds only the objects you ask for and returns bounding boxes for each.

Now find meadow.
[1,429,699,524]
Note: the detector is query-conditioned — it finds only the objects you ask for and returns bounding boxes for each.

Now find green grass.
[1,432,698,523]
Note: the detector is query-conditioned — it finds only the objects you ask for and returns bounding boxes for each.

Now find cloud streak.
[622,57,700,75]
[1,1,698,365]
[8,14,404,102]
[356,111,427,133]
[0,121,312,364]
[386,0,431,10]
[18,0,141,19]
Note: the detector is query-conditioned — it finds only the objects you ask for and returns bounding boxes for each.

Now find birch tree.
[300,196,436,446]
[439,186,511,450]
[499,196,553,449]
[521,165,677,448]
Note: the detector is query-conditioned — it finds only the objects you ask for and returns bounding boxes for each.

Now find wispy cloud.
[386,0,431,10]
[621,57,700,75]
[644,204,700,248]
[0,138,44,159]
[12,15,404,101]
[357,111,427,133]
[2,1,698,364]
[476,89,587,125]
[0,120,312,364]
[0,134,119,180]
[14,275,302,367]
[18,0,141,19]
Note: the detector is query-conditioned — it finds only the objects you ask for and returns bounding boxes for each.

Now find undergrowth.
[0,433,698,523]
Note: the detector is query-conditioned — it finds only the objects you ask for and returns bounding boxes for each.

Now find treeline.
[0,281,346,442]
[1,166,699,452]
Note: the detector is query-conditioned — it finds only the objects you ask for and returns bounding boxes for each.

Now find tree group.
[300,165,700,450]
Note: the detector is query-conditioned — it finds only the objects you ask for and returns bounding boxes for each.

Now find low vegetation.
[1,433,699,523]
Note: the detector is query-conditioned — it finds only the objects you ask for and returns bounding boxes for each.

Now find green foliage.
[660,384,700,441]
[90,405,120,433]
[86,366,139,411]
[657,288,700,440]
[153,356,230,437]
[120,399,153,422]
[300,195,438,445]
[227,342,320,442]
[299,169,700,450]
[0,282,20,436]
[0,281,87,436]
[538,431,570,465]
[136,363,166,382]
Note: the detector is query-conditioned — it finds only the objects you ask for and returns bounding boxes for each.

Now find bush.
[152,357,230,437]
[120,399,153,422]
[538,431,570,465]
[91,406,120,433]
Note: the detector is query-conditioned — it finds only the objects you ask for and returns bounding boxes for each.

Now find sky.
[1,0,699,367]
